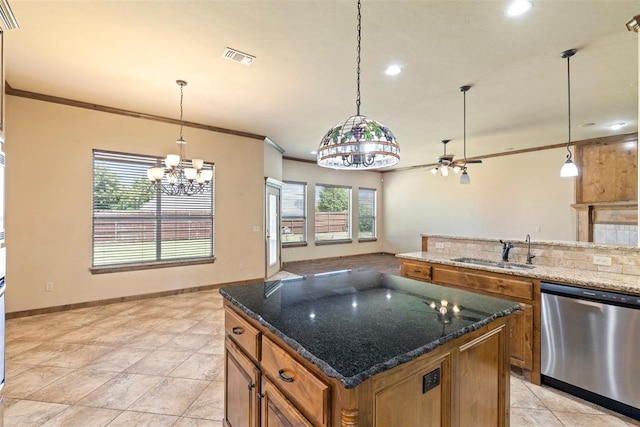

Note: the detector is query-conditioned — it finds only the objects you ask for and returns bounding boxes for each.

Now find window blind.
[92,150,214,267]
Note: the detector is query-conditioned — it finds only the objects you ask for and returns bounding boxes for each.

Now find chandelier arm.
[356,0,361,116]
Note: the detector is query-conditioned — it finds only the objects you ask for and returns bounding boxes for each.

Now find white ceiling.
[5,1,639,169]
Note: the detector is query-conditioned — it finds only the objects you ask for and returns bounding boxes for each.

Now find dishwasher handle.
[541,281,640,309]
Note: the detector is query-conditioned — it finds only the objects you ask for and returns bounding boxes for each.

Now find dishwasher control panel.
[541,282,640,309]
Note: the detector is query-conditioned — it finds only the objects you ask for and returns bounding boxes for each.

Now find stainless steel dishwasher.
[541,281,640,420]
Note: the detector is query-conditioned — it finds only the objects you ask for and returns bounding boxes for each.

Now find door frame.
[265,178,283,278]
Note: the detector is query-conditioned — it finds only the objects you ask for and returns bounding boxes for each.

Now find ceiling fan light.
[453,165,461,174]
[441,166,449,177]
[560,158,578,177]
[430,167,438,175]
[460,169,471,184]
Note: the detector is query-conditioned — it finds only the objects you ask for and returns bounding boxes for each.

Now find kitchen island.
[220,269,520,426]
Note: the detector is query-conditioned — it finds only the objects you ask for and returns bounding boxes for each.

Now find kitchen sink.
[451,257,535,270]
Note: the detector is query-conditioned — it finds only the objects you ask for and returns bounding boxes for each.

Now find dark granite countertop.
[220,269,520,389]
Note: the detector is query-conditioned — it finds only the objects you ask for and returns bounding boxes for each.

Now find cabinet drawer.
[225,307,261,361]
[401,262,432,281]
[432,266,533,300]
[261,336,330,427]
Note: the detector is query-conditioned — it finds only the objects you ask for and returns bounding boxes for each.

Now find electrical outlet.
[593,256,612,266]
[435,242,445,249]
[252,225,261,232]
[45,282,54,292]
[535,226,541,232]
[422,368,441,393]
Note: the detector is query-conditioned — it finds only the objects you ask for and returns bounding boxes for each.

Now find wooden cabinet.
[399,258,540,384]
[225,337,260,427]
[224,300,513,426]
[261,336,329,427]
[261,377,314,427]
[224,307,320,427]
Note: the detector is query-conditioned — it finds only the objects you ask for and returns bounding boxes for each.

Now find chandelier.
[147,80,213,196]
[316,0,400,170]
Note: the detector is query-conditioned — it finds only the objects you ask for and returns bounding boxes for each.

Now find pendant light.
[317,0,400,170]
[459,85,471,185]
[147,80,213,196]
[559,49,578,178]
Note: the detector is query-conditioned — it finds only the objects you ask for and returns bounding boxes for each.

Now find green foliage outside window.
[317,186,349,212]
[93,166,155,210]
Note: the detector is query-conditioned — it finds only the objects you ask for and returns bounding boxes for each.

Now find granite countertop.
[220,269,519,389]
[397,251,640,295]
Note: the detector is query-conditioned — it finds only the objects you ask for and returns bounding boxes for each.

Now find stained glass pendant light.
[560,49,578,178]
[317,0,400,170]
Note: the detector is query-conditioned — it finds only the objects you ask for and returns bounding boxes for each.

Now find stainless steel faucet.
[525,234,536,265]
[499,240,514,262]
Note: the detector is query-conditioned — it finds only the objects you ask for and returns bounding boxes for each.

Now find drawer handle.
[278,369,295,383]
[232,327,244,335]
[412,269,422,273]
[248,382,255,391]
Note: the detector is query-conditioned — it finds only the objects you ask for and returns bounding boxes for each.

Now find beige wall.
[382,148,576,254]
[264,141,283,181]
[282,159,384,262]
[5,96,265,313]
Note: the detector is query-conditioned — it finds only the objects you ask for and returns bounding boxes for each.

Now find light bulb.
[192,159,204,170]
[441,166,449,177]
[460,170,471,184]
[165,154,180,168]
[430,167,438,175]
[560,159,578,177]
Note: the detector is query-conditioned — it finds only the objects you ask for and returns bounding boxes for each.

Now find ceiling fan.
[430,85,482,183]
[430,139,482,177]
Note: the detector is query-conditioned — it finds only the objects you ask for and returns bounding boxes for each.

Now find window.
[281,181,306,244]
[358,188,376,240]
[315,184,351,242]
[92,150,214,269]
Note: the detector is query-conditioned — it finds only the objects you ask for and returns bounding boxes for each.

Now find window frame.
[314,183,352,245]
[90,149,215,274]
[357,187,377,242]
[281,180,308,247]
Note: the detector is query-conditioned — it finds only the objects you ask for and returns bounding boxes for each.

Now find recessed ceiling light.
[384,65,402,76]
[506,0,533,17]
[310,150,318,155]
[609,123,626,131]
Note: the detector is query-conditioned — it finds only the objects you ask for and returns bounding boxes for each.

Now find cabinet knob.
[232,326,244,335]
[248,382,255,390]
[278,369,295,383]
[257,392,265,400]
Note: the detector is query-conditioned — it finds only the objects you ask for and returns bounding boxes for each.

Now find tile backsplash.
[424,234,640,276]
[593,224,638,247]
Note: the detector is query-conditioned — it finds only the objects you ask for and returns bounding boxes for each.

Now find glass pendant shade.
[459,169,471,184]
[560,158,578,177]
[317,115,400,169]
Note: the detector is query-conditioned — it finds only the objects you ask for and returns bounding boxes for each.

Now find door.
[265,178,282,278]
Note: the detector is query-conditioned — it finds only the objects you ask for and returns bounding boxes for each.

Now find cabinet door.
[509,302,534,370]
[225,338,260,427]
[261,377,314,427]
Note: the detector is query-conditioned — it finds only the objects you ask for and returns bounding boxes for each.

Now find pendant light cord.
[566,54,572,159]
[179,83,185,140]
[356,0,361,116]
[463,89,467,163]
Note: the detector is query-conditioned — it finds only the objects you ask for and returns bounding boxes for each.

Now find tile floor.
[3,253,639,426]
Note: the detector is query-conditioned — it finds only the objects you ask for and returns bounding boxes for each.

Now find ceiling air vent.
[222,47,255,66]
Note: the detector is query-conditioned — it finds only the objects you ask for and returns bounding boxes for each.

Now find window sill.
[90,257,216,274]
[283,242,308,248]
[358,238,378,243]
[315,239,353,246]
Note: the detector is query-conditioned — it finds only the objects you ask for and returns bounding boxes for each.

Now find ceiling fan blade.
[465,159,483,164]
[453,158,483,166]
